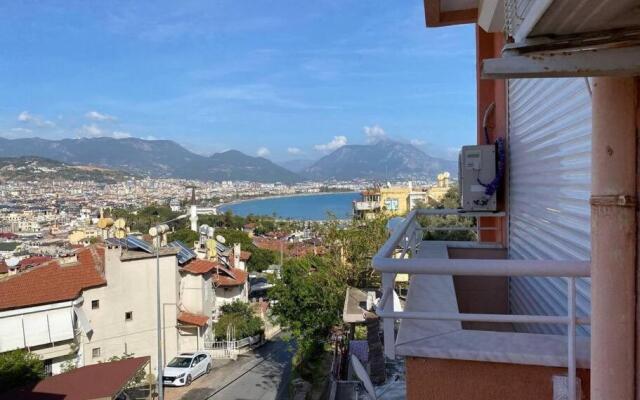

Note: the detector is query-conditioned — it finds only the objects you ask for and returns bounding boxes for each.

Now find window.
[125,311,133,321]
[92,348,101,358]
[91,299,99,309]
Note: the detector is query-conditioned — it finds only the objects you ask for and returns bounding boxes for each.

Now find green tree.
[270,256,344,349]
[214,301,264,340]
[168,228,199,245]
[418,186,477,241]
[321,215,390,288]
[0,350,44,391]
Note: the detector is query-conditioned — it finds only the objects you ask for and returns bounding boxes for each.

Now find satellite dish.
[97,217,114,229]
[207,227,215,238]
[443,171,450,178]
[6,257,19,268]
[115,229,126,239]
[216,235,226,244]
[350,355,377,400]
[437,173,444,180]
[199,224,210,235]
[114,218,126,229]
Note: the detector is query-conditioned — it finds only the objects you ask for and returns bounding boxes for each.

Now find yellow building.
[353,173,452,219]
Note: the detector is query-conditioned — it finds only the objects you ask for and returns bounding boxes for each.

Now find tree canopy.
[0,350,44,392]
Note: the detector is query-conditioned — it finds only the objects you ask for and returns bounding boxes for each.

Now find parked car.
[163,352,212,387]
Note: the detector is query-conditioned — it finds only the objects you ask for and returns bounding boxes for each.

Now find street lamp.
[149,223,169,400]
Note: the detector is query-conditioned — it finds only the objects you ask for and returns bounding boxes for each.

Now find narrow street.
[164,336,296,400]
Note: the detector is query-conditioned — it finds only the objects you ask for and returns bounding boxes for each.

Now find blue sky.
[0,1,476,161]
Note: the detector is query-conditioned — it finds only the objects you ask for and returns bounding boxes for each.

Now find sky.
[0,1,477,162]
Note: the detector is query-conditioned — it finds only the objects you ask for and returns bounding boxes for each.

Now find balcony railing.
[353,201,381,211]
[372,208,591,400]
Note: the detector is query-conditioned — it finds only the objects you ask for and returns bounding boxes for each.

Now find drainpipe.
[591,77,638,400]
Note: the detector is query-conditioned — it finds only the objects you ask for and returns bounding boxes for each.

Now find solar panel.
[125,236,155,253]
[216,242,229,255]
[168,240,196,265]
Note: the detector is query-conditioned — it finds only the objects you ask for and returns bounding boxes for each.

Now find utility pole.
[149,223,169,400]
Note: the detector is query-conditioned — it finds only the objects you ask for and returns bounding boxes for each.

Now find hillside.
[0,137,301,183]
[303,140,457,181]
[0,157,137,183]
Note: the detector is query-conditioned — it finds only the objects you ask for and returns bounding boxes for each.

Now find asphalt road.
[165,336,295,400]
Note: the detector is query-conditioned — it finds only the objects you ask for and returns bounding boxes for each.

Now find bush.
[214,301,264,340]
[0,350,44,392]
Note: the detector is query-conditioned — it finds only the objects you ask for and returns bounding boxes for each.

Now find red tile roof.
[214,266,248,287]
[0,246,106,311]
[0,356,149,400]
[182,259,217,275]
[240,250,252,261]
[178,311,209,327]
[18,256,52,269]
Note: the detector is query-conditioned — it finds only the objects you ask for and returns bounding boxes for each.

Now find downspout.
[591,77,638,400]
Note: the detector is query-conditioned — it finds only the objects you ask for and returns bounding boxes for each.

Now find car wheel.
[185,375,192,386]
[206,363,212,374]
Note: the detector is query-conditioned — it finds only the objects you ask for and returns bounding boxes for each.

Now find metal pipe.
[373,256,590,277]
[375,309,590,325]
[568,277,576,400]
[591,77,637,400]
[155,234,163,400]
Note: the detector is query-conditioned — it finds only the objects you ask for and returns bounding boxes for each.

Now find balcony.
[353,200,381,211]
[372,209,591,400]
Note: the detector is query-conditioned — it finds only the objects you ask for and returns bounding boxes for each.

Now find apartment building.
[373,1,639,400]
[0,240,215,377]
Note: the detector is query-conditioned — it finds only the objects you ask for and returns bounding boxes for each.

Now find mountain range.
[0,137,457,182]
[0,137,299,183]
[303,140,457,180]
[0,156,137,184]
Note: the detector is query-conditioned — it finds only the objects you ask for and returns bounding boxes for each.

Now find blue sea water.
[219,192,360,220]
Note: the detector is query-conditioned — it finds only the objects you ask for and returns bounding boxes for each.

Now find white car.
[163,352,212,387]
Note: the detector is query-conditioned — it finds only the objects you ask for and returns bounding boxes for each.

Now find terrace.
[373,209,590,399]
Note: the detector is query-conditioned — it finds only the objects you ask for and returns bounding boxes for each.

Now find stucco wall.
[80,248,181,375]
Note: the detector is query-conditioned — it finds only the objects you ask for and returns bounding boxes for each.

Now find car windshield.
[167,357,192,368]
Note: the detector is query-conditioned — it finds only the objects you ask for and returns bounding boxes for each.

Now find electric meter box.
[459,145,497,211]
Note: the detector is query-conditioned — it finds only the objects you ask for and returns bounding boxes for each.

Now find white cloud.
[257,147,271,157]
[112,131,131,139]
[363,124,386,143]
[314,135,347,152]
[85,110,117,121]
[17,111,55,128]
[410,139,426,146]
[287,147,302,155]
[144,135,158,140]
[78,124,103,137]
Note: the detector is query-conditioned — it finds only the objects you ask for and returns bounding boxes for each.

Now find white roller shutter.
[23,313,51,347]
[0,316,25,352]
[508,77,592,335]
[48,308,74,343]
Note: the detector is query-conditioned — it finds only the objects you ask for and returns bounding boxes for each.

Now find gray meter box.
[459,145,497,211]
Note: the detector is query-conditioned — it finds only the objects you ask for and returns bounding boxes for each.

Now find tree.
[0,350,44,391]
[168,228,198,245]
[418,186,477,241]
[270,256,344,349]
[214,301,264,340]
[321,215,390,288]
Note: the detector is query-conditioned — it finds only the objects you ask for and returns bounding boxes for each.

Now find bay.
[219,192,359,220]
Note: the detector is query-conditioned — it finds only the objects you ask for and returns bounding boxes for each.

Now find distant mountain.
[0,137,301,183]
[303,140,457,181]
[0,156,136,183]
[277,158,317,173]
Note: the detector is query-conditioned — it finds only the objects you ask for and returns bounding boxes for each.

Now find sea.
[218,192,360,221]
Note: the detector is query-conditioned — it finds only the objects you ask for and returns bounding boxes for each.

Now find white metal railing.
[372,208,590,400]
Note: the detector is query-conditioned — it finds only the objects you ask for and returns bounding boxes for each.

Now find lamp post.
[149,223,169,400]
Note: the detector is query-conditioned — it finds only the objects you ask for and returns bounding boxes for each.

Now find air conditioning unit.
[459,145,497,211]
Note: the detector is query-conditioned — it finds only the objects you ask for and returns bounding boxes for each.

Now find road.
[164,336,295,400]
